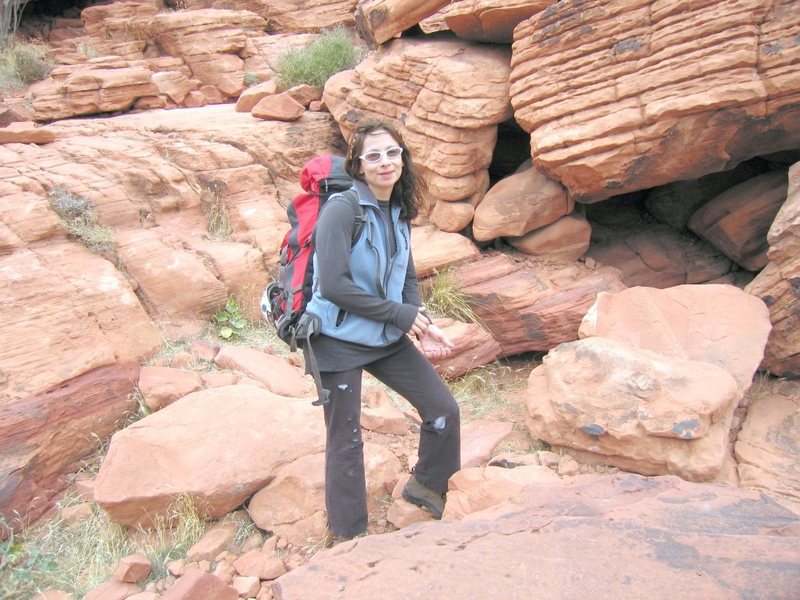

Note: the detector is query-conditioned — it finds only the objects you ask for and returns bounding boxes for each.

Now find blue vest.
[306,182,410,347]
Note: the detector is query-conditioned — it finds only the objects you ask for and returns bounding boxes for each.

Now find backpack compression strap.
[292,312,330,406]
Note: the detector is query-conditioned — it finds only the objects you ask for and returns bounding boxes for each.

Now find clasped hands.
[410,307,455,359]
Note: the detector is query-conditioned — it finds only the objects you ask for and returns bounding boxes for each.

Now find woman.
[305,120,461,542]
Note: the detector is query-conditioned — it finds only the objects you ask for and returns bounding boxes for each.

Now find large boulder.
[525,336,741,481]
[437,0,550,44]
[471,163,572,242]
[579,284,772,393]
[94,385,325,527]
[526,283,772,481]
[510,0,800,202]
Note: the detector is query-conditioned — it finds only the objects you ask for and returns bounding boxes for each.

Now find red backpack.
[261,155,365,404]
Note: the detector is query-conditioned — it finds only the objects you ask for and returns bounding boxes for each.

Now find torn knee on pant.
[425,415,447,433]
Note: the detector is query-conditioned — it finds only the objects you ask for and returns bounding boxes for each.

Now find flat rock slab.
[272,473,800,600]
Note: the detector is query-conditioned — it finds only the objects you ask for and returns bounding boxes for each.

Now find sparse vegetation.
[0,39,53,92]
[0,493,209,598]
[243,71,260,87]
[76,41,98,58]
[199,182,232,241]
[276,26,366,89]
[48,187,116,255]
[419,268,483,326]
[450,362,525,420]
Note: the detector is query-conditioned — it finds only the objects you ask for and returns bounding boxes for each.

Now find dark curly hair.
[344,120,420,221]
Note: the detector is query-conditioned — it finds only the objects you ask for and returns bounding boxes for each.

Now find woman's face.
[358,129,403,200]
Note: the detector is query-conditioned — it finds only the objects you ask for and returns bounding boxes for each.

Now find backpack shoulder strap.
[321,188,365,246]
[341,188,366,245]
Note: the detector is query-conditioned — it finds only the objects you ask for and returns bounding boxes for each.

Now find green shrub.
[48,187,116,255]
[213,298,249,340]
[0,40,53,92]
[276,26,365,88]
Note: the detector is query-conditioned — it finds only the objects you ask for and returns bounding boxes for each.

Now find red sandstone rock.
[526,336,741,481]
[138,366,204,411]
[213,346,310,397]
[579,284,772,393]
[452,253,627,354]
[507,212,592,262]
[272,473,800,599]
[82,579,140,600]
[0,121,56,144]
[735,377,800,514]
[235,79,279,112]
[93,386,325,527]
[510,0,800,202]
[688,170,789,271]
[355,0,449,45]
[586,224,733,288]
[410,224,481,278]
[444,464,560,520]
[472,164,572,241]
[113,553,152,583]
[186,522,238,562]
[232,550,287,580]
[251,93,305,121]
[460,420,514,469]
[439,0,549,43]
[161,569,238,600]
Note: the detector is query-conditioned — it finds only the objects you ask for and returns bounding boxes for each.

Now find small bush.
[276,26,365,88]
[0,40,53,92]
[48,187,116,255]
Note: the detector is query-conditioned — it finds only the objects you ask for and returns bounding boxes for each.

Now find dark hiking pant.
[321,342,461,538]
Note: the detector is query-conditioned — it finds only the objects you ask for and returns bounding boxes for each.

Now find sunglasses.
[358,146,403,164]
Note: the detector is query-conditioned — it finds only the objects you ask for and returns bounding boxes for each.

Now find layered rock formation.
[509,0,800,202]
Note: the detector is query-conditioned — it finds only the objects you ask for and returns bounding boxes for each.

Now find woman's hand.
[410,307,432,340]
[419,323,455,360]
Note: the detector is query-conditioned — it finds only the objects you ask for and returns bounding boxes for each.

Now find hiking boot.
[402,475,444,519]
